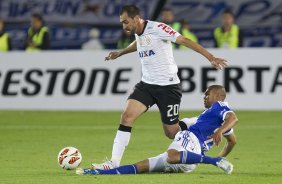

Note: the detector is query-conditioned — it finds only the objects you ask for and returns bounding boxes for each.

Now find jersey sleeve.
[211,102,234,134]
[223,128,234,136]
[155,23,180,43]
[211,101,233,121]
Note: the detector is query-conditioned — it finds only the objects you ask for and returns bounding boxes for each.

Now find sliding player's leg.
[166,131,233,174]
[77,148,198,175]
[77,159,149,175]
[148,152,197,173]
[77,130,200,176]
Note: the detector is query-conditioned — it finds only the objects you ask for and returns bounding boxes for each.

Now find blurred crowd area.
[0,0,281,51]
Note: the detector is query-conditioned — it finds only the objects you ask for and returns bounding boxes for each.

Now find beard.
[124,24,136,35]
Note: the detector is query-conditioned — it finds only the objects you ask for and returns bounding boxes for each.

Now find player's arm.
[175,35,227,69]
[219,132,237,157]
[209,111,238,146]
[105,40,137,61]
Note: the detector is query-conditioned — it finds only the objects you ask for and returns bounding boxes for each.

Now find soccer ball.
[57,146,82,170]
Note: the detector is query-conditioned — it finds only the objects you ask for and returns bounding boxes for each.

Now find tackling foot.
[216,158,233,174]
[76,168,100,175]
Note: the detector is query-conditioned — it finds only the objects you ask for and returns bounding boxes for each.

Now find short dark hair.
[31,13,44,23]
[120,5,140,18]
[209,85,226,99]
[162,7,173,12]
[222,9,234,16]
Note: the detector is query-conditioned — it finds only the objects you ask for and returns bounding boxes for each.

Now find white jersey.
[135,20,181,85]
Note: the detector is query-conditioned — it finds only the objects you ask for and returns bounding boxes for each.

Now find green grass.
[0,110,282,184]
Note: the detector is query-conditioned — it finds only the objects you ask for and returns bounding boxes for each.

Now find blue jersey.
[188,101,233,153]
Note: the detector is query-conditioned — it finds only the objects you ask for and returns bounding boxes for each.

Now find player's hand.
[105,51,120,61]
[208,130,223,147]
[210,57,228,70]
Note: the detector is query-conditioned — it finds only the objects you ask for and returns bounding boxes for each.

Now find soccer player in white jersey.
[92,5,228,170]
[78,85,238,175]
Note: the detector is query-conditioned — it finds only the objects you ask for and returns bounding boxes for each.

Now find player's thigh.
[127,81,155,109]
[167,131,202,173]
[122,82,154,125]
[155,83,182,125]
[168,131,201,154]
[122,99,147,122]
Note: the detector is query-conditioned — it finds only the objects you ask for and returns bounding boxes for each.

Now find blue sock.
[180,151,221,166]
[202,156,221,166]
[97,164,138,175]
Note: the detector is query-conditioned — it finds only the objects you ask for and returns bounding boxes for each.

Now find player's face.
[161,10,174,24]
[222,13,234,27]
[204,88,217,108]
[31,17,42,30]
[120,12,137,35]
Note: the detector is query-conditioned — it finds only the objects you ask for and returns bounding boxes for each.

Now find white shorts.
[148,131,202,173]
[166,130,202,173]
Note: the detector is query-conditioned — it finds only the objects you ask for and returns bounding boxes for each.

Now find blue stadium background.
[1,0,282,50]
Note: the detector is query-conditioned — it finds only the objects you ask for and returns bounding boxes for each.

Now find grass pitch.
[0,110,282,184]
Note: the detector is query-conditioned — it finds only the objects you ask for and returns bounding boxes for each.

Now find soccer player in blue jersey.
[77,85,238,175]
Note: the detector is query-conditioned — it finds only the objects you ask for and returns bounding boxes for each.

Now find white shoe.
[76,168,100,175]
[216,158,233,174]
[91,160,116,170]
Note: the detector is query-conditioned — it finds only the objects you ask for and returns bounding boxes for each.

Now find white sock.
[111,130,131,167]
[148,152,167,172]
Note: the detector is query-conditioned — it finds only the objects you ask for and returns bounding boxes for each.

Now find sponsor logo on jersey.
[138,35,152,46]
[139,50,155,58]
[157,23,176,35]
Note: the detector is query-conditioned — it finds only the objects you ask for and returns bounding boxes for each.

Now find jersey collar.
[137,20,148,36]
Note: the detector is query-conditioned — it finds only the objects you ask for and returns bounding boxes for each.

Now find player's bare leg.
[111,99,147,165]
[120,99,147,126]
[92,99,147,169]
[77,159,149,175]
[162,123,180,139]
[77,153,195,175]
[134,159,150,173]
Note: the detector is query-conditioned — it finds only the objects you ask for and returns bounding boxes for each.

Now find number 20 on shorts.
[167,104,179,117]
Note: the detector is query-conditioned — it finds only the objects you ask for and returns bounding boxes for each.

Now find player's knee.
[121,111,135,125]
[166,149,179,164]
